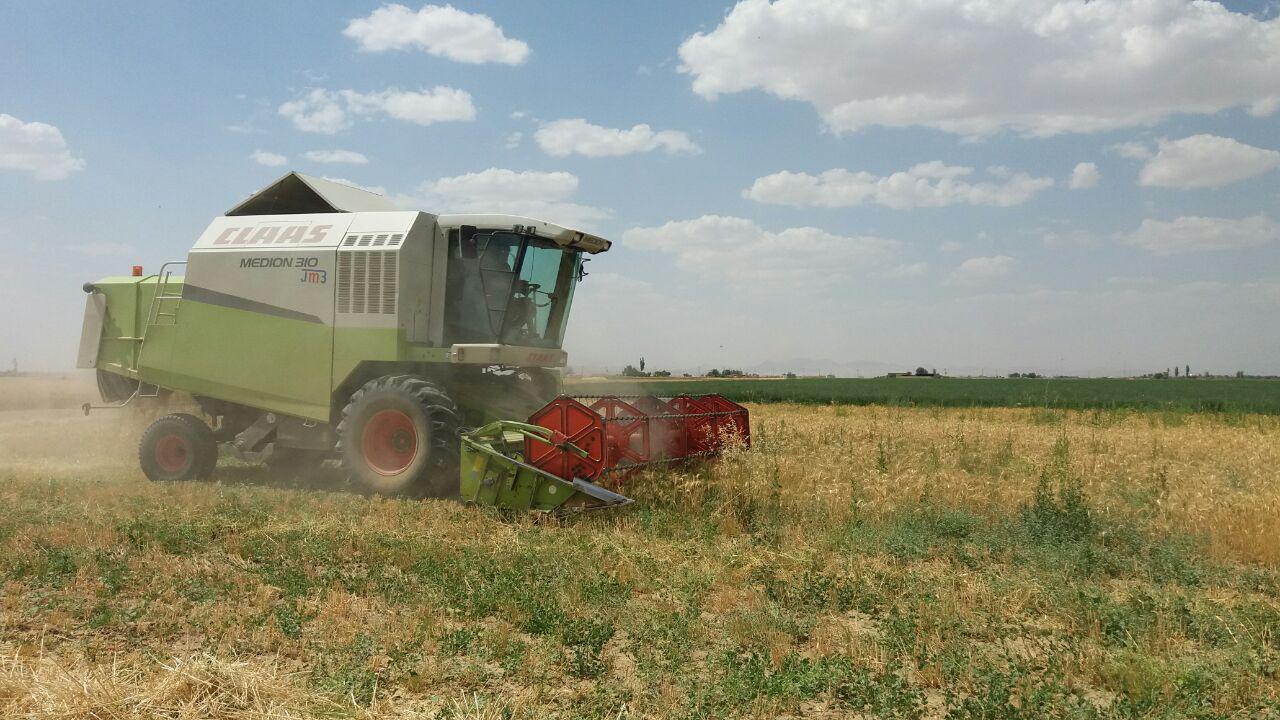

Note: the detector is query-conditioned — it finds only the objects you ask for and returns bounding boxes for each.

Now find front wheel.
[337,375,460,498]
[138,413,217,482]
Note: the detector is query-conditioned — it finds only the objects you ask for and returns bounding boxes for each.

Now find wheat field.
[1,387,1279,718]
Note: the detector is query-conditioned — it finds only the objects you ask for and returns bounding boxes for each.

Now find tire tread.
[138,413,217,482]
[337,375,460,498]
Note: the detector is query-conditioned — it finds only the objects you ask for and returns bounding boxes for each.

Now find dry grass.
[701,405,1280,565]
[1,394,1279,717]
[0,652,336,719]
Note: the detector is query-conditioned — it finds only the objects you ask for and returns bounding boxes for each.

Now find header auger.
[76,172,748,510]
[460,393,750,512]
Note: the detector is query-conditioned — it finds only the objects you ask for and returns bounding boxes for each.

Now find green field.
[567,376,1280,414]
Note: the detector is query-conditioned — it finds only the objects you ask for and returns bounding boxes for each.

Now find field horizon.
[567,376,1280,415]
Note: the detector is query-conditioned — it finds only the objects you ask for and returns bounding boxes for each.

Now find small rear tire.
[337,375,460,498]
[139,413,218,482]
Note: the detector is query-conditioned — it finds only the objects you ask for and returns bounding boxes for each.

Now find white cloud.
[1139,134,1280,189]
[250,150,288,167]
[510,110,527,120]
[950,256,1016,288]
[622,215,900,286]
[744,162,1052,209]
[303,149,368,164]
[403,168,610,230]
[279,87,475,133]
[939,240,964,253]
[1108,141,1153,160]
[344,3,529,65]
[1069,162,1099,189]
[504,131,522,149]
[342,87,475,126]
[0,114,84,180]
[429,168,577,203]
[279,89,349,134]
[534,119,702,157]
[678,0,1280,137]
[887,262,928,279]
[1123,214,1278,254]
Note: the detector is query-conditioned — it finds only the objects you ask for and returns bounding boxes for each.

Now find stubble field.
[1,375,1279,718]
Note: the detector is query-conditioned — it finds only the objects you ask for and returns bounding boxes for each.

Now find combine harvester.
[76,173,748,512]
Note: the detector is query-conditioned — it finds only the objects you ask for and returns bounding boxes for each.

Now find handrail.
[143,260,187,328]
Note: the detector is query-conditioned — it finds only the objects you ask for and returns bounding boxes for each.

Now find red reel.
[635,395,684,459]
[524,396,606,481]
[525,393,751,482]
[669,395,717,455]
[702,394,751,448]
[590,396,651,480]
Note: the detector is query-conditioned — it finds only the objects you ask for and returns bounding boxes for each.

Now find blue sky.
[2,0,1279,376]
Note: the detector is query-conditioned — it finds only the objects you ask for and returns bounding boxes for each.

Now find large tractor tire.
[139,413,218,482]
[337,375,460,498]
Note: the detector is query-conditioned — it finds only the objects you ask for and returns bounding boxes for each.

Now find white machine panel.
[186,213,355,326]
[192,213,352,250]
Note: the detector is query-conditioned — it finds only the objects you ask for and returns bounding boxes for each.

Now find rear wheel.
[139,413,217,482]
[337,375,460,498]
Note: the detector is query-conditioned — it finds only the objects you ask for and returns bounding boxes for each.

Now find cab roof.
[437,214,611,254]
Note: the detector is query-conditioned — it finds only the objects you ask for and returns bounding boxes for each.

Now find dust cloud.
[0,373,181,473]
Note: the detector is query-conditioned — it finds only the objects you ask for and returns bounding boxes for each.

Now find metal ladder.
[136,261,187,398]
[144,261,186,329]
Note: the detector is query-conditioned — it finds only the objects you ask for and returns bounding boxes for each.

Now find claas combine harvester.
[77,173,749,511]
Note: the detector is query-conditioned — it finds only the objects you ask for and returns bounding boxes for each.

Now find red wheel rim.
[361,409,418,475]
[155,433,190,473]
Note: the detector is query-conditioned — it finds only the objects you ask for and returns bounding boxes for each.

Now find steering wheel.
[513,280,554,307]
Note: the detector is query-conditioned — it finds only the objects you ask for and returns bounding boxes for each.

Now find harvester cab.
[77,173,749,511]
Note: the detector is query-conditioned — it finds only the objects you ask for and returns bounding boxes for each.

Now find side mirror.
[460,225,478,259]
